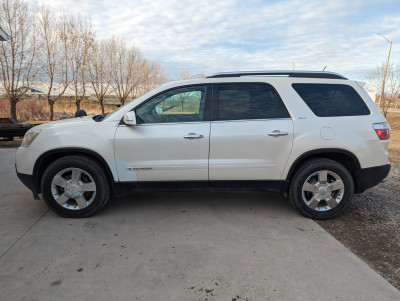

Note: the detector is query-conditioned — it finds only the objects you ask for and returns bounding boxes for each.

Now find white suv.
[15,71,391,219]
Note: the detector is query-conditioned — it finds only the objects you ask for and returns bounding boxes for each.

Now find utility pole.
[377,33,392,108]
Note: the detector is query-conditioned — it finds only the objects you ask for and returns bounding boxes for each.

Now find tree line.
[0,0,166,121]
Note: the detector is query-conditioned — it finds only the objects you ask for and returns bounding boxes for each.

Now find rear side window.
[214,83,290,121]
[292,84,370,117]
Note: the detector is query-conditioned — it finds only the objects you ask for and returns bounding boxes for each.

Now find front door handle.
[268,130,289,137]
[184,133,204,139]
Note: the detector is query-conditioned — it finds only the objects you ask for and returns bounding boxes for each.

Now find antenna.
[189,74,202,79]
[323,66,327,71]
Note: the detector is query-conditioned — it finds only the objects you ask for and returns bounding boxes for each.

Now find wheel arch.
[33,148,115,194]
[286,148,362,193]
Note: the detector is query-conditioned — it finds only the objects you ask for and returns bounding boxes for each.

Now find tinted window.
[292,84,370,117]
[214,83,290,120]
[136,86,207,124]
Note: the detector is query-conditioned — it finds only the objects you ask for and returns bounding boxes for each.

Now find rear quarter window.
[292,84,370,117]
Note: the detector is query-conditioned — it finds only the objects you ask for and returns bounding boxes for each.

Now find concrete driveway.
[0,148,399,300]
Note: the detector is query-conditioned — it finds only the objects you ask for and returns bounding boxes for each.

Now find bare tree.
[108,36,143,105]
[132,60,166,98]
[129,58,148,99]
[0,0,37,121]
[66,15,94,111]
[37,7,70,120]
[366,63,400,117]
[180,69,191,80]
[88,39,110,114]
[1,2,166,121]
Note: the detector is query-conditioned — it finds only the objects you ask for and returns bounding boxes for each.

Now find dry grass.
[0,98,118,121]
[387,113,400,163]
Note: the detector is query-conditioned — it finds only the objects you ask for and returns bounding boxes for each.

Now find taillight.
[373,123,390,140]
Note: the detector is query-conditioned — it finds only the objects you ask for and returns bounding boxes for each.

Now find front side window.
[135,86,207,124]
[214,83,290,121]
[292,84,370,117]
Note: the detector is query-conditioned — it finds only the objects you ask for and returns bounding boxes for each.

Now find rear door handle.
[184,133,204,139]
[268,130,289,137]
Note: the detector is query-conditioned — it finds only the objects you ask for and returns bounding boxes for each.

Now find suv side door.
[209,82,294,180]
[114,84,211,182]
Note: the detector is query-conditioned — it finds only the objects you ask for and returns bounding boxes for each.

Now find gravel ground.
[317,164,400,290]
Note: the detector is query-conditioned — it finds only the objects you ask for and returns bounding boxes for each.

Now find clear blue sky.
[44,0,400,81]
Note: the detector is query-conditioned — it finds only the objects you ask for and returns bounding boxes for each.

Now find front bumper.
[16,169,40,200]
[355,163,391,193]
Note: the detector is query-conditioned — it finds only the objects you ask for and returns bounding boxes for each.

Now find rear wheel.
[41,155,111,218]
[289,158,354,219]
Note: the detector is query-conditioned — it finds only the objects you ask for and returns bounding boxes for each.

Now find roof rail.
[206,70,348,80]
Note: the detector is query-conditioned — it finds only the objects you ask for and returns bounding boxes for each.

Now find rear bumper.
[355,163,391,193]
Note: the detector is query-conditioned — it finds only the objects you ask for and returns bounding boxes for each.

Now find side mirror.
[123,111,137,126]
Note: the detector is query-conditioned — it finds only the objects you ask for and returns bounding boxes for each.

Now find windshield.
[101,91,154,121]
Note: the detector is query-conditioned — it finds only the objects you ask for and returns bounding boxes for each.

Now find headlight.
[21,129,42,148]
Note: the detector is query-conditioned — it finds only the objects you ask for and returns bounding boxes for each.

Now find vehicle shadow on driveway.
[104,191,294,218]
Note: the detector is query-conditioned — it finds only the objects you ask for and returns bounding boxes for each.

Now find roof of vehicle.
[206,70,347,80]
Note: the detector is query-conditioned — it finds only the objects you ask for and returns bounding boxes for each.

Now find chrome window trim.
[211,118,293,123]
[118,121,211,127]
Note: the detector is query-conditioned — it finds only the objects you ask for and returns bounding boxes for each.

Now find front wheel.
[41,155,111,218]
[289,158,354,219]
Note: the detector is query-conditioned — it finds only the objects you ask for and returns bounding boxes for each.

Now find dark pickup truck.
[0,118,33,141]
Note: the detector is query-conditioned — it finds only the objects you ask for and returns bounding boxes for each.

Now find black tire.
[41,155,111,218]
[289,158,354,220]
